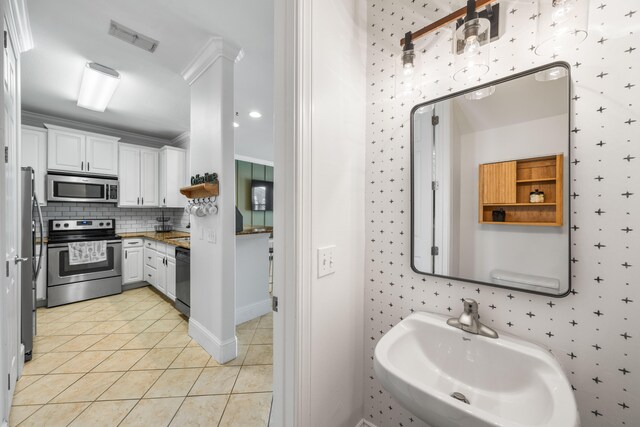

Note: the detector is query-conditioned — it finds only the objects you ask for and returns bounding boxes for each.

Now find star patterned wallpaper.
[365,1,639,426]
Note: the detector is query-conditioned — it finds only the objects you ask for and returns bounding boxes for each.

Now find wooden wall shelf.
[479,154,563,226]
[180,182,219,199]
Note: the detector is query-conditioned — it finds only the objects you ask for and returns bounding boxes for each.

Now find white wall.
[457,114,570,289]
[308,0,366,425]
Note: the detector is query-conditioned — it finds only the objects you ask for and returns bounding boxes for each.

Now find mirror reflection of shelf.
[479,154,563,226]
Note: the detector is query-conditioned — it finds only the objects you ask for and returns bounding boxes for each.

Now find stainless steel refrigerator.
[20,167,44,361]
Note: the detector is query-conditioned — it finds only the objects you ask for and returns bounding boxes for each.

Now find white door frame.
[272,0,312,424]
[0,1,31,424]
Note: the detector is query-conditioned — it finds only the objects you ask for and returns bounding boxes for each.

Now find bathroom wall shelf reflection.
[483,203,557,206]
[479,154,563,227]
[180,182,219,199]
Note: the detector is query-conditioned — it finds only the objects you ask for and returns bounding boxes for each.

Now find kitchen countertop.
[107,226,272,250]
[118,231,191,249]
[236,227,273,236]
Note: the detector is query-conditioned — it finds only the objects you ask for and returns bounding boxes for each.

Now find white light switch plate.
[317,245,336,278]
[207,228,217,243]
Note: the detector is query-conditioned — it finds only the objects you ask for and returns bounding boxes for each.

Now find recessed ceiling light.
[233,122,239,128]
[249,111,262,118]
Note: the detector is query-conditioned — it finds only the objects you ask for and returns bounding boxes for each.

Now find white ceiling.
[22,0,274,160]
[453,73,569,134]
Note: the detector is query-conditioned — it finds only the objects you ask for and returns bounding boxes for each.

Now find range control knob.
[106,222,111,227]
[55,223,61,228]
[99,222,104,226]
[63,223,69,228]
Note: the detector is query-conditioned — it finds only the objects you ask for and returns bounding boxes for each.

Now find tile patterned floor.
[9,286,273,427]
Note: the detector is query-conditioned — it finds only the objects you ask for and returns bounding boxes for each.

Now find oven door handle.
[48,240,123,249]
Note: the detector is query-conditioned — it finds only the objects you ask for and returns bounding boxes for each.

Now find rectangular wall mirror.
[411,62,571,296]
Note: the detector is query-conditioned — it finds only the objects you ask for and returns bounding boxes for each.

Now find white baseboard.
[356,419,378,427]
[188,317,237,364]
[236,298,271,325]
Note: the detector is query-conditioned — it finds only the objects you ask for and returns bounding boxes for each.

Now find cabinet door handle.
[163,197,166,205]
[88,162,90,171]
[142,197,144,205]
[125,250,128,259]
[81,161,84,171]
[137,197,140,205]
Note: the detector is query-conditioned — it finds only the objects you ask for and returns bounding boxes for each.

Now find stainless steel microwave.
[47,174,118,203]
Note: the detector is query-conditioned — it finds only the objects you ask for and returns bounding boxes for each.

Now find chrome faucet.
[447,298,498,339]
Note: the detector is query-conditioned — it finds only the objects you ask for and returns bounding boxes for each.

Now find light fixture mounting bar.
[400,0,498,46]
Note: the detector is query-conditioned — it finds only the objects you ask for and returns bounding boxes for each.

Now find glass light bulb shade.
[77,62,120,112]
[535,66,568,81]
[464,85,495,100]
[395,50,421,98]
[453,18,491,82]
[535,0,589,57]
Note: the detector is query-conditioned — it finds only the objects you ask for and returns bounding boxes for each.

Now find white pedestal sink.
[374,311,579,427]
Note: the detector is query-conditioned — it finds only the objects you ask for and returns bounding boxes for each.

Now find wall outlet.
[317,245,336,278]
[207,228,217,243]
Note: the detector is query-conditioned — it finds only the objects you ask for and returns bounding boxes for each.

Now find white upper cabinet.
[47,127,85,172]
[86,135,119,176]
[119,143,158,207]
[21,126,47,205]
[119,144,141,206]
[159,146,187,208]
[45,124,119,176]
[141,149,159,206]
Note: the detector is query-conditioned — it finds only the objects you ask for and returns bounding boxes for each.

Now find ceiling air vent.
[108,20,159,53]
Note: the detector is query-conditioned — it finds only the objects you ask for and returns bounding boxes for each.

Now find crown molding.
[22,110,177,147]
[234,154,274,167]
[7,0,34,52]
[170,131,190,147]
[181,36,243,86]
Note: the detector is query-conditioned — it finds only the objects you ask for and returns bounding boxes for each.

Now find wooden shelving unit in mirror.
[478,154,563,226]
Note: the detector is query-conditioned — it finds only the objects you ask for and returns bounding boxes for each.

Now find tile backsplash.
[39,203,189,237]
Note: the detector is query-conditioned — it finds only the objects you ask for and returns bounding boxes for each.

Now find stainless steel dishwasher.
[175,247,190,317]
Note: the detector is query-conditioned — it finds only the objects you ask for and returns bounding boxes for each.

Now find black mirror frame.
[409,61,572,298]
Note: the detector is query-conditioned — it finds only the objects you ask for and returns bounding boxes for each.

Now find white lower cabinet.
[166,257,176,300]
[141,239,176,301]
[155,251,167,294]
[122,239,144,285]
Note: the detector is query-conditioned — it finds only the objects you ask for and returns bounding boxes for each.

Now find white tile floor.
[10,286,273,426]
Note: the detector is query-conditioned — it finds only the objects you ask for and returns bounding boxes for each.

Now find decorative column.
[181,37,240,363]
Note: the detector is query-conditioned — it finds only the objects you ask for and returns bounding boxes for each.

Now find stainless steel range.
[47,219,122,307]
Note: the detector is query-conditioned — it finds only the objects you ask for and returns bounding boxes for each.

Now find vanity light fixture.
[77,62,120,112]
[249,111,262,118]
[464,85,495,100]
[395,32,419,98]
[452,0,492,82]
[535,0,590,57]
[399,1,499,84]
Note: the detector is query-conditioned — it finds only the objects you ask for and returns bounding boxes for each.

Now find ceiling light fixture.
[77,62,120,112]
[233,122,239,128]
[464,85,495,100]
[535,0,589,57]
[249,111,262,118]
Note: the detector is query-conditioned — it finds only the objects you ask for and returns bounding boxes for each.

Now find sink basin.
[374,311,579,427]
